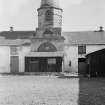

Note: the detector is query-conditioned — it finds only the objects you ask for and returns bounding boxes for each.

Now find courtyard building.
[0,0,105,76]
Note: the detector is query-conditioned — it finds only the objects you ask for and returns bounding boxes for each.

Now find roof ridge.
[63,31,105,33]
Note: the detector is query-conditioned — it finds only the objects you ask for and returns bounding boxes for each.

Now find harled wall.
[0,46,10,73]
[64,45,78,73]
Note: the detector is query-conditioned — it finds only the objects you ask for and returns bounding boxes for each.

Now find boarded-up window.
[10,46,18,55]
[78,45,86,54]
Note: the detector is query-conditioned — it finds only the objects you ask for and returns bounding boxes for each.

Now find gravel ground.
[0,75,79,105]
[79,78,105,105]
[0,76,105,105]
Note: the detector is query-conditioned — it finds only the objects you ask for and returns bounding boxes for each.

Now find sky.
[0,0,105,31]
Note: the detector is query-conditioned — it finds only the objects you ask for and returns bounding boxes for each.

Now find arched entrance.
[25,42,63,72]
[38,42,57,52]
[38,42,62,72]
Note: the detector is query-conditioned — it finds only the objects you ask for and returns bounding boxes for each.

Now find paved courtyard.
[0,75,79,105]
[0,75,105,105]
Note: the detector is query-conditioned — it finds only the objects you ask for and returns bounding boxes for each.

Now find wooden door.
[56,57,62,72]
[78,58,87,75]
[40,58,47,72]
[78,62,87,74]
[48,58,57,72]
[29,61,39,72]
[10,56,19,73]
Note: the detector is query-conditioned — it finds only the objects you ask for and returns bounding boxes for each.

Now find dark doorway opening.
[25,57,62,72]
[78,58,87,75]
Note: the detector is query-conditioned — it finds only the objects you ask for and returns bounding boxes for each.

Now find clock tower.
[36,0,63,38]
[30,0,65,73]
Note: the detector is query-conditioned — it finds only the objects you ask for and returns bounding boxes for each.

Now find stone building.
[0,0,105,76]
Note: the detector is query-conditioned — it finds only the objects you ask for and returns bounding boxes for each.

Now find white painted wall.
[64,45,78,73]
[86,45,105,54]
[63,44,105,73]
[19,46,31,73]
[18,44,105,73]
[0,46,10,73]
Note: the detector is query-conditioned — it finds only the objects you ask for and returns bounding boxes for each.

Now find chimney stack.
[10,26,14,32]
[99,26,104,32]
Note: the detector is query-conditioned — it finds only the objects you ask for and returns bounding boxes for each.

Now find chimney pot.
[10,26,14,32]
[99,26,104,32]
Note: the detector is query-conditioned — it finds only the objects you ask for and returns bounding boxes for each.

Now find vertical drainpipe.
[87,55,91,78]
[62,54,64,73]
[88,56,91,78]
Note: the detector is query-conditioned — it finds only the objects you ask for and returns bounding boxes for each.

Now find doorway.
[10,56,19,73]
[25,57,62,72]
[78,58,87,75]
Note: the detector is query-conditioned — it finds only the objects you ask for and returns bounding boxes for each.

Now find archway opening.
[38,42,57,52]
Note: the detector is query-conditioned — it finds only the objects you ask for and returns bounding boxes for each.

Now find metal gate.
[25,57,62,72]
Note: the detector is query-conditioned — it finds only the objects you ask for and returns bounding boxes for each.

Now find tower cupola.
[41,0,60,8]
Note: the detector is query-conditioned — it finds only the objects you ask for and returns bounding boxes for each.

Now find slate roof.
[0,30,105,45]
[0,31,35,39]
[63,31,105,45]
[0,39,31,46]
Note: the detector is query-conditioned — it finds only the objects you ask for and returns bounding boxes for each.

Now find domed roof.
[41,0,60,8]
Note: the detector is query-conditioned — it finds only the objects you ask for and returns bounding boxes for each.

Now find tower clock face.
[45,10,53,21]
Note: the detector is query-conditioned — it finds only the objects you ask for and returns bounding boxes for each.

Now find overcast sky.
[0,0,105,31]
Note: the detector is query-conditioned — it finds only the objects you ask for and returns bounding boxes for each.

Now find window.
[78,45,86,54]
[45,10,53,21]
[44,29,53,35]
[37,42,57,52]
[78,58,86,62]
[10,46,18,55]
[48,58,56,64]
